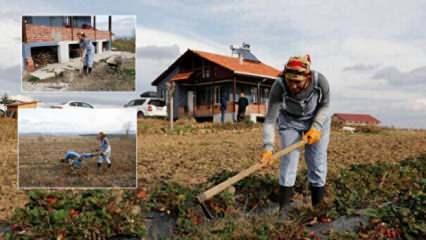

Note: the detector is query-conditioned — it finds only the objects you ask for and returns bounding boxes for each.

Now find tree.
[1,93,11,105]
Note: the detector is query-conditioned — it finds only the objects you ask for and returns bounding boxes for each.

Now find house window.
[262,88,270,103]
[197,87,212,105]
[214,87,221,104]
[205,68,210,78]
[251,88,257,103]
[202,65,210,79]
[157,87,167,99]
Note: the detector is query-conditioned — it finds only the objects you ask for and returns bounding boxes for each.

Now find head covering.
[99,131,106,138]
[283,55,311,81]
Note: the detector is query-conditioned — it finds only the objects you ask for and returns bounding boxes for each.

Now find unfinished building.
[22,16,113,71]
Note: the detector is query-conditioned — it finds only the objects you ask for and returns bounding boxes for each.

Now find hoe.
[197,139,306,219]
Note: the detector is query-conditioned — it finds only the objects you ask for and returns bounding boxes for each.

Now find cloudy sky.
[96,15,136,38]
[19,108,136,135]
[1,0,425,128]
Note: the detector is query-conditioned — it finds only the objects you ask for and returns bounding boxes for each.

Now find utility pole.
[167,81,176,130]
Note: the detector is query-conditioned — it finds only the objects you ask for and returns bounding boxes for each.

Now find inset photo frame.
[21,15,136,92]
[18,108,137,189]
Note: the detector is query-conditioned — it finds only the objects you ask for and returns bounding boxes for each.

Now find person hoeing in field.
[260,55,331,221]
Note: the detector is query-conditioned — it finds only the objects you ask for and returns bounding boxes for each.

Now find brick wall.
[24,24,111,43]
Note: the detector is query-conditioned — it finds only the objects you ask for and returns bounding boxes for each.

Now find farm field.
[18,135,137,188]
[1,118,426,239]
[137,119,426,189]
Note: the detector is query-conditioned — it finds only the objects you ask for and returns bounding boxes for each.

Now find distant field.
[18,135,136,188]
[112,38,136,53]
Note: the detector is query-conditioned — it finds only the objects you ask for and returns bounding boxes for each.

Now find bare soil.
[22,57,135,91]
[18,135,137,188]
[137,119,426,190]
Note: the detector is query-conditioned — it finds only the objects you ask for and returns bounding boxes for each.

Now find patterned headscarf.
[283,55,311,81]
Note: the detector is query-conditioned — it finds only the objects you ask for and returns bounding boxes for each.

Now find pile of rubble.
[28,51,134,81]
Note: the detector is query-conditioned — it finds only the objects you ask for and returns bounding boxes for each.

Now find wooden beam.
[93,16,96,40]
[70,17,74,41]
[179,79,271,87]
[233,76,236,121]
[108,16,112,41]
[22,16,27,43]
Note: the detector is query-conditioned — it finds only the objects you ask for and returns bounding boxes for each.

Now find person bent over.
[260,55,331,220]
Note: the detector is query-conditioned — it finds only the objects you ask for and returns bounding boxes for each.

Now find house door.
[187,91,194,114]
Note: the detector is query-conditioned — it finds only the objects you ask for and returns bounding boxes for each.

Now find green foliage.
[28,76,40,83]
[7,190,146,239]
[1,93,13,104]
[333,154,426,239]
[7,154,426,239]
[112,38,136,53]
[122,68,135,77]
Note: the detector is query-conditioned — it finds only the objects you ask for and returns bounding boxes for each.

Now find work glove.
[303,128,321,145]
[259,150,274,167]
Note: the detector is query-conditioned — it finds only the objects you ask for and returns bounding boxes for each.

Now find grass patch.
[112,38,135,53]
[28,75,40,83]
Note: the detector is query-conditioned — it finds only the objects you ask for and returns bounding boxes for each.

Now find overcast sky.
[96,15,136,38]
[1,0,425,128]
[19,108,136,135]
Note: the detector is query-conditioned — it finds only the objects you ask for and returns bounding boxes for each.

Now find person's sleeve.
[100,140,107,152]
[312,73,331,130]
[263,80,283,151]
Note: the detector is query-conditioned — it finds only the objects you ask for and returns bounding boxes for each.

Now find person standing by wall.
[237,92,249,122]
[77,32,95,75]
[220,95,227,123]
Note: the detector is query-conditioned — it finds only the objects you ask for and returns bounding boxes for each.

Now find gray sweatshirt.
[263,71,330,151]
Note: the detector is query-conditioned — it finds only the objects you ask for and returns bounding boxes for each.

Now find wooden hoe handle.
[197,140,306,202]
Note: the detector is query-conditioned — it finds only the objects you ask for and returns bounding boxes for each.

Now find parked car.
[124,97,167,118]
[140,91,159,98]
[0,104,6,117]
[51,101,95,109]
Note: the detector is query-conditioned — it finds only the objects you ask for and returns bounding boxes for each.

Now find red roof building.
[332,113,381,126]
[152,46,281,122]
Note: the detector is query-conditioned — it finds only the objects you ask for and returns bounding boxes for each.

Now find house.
[332,113,381,126]
[6,101,39,118]
[151,43,281,122]
[22,16,113,71]
[3,95,39,118]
